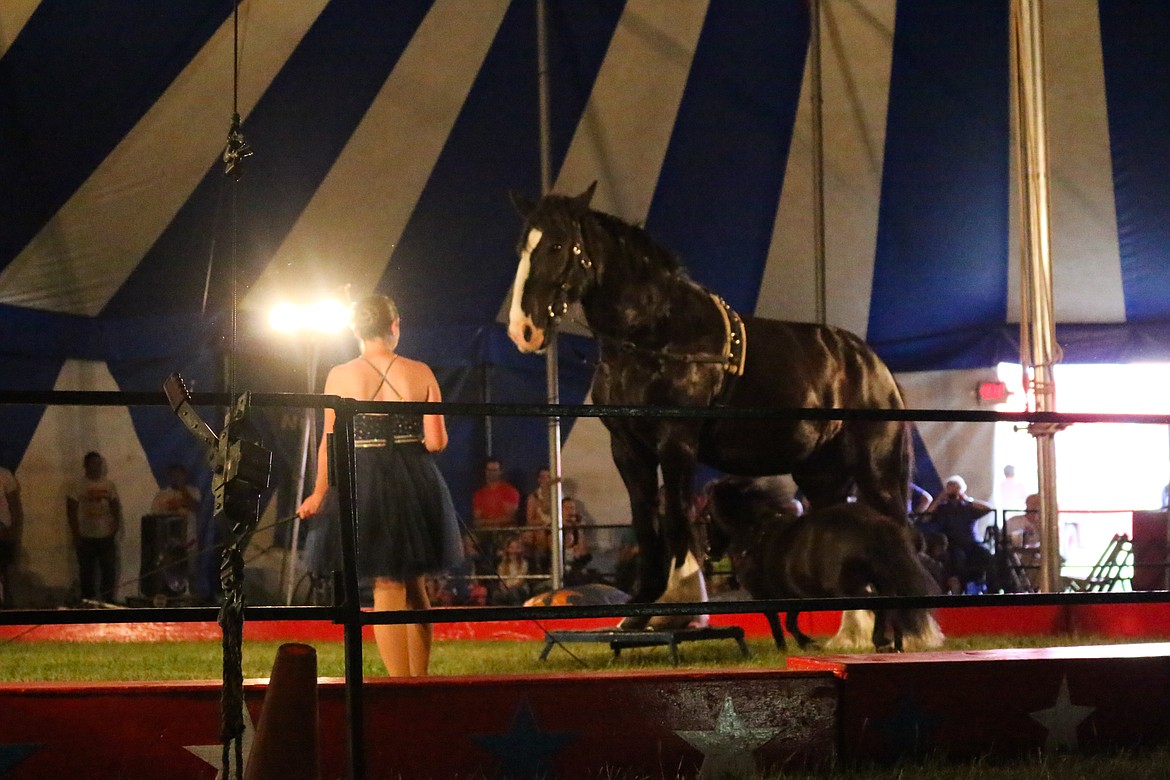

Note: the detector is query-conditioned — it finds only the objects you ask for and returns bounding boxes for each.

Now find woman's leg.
[404,575,432,676]
[372,578,410,676]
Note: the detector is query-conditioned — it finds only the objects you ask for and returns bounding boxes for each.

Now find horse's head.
[507,182,597,353]
[701,475,801,556]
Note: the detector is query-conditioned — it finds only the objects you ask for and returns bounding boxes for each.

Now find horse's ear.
[509,190,536,219]
[573,181,597,209]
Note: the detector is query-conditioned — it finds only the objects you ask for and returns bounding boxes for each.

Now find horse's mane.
[587,210,681,274]
[532,195,683,276]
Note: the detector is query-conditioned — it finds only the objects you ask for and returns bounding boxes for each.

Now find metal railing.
[1,390,1169,778]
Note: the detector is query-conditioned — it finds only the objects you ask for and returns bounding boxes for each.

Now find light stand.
[269,297,349,605]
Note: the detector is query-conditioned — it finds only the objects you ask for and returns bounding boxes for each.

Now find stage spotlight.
[268,298,351,335]
[307,298,350,333]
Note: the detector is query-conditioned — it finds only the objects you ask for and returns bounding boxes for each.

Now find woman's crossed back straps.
[360,354,403,401]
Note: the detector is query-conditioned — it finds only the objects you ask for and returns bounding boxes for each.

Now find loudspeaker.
[1131,510,1169,591]
[140,514,189,597]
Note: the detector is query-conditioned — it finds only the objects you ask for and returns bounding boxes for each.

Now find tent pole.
[809,0,827,326]
[1012,0,1062,593]
[537,0,564,590]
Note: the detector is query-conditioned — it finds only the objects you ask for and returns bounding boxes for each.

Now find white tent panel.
[16,361,157,604]
[245,0,511,311]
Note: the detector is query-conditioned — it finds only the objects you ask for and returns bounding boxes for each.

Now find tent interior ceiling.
[2,0,1169,594]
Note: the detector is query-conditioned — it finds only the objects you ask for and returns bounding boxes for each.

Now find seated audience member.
[493,534,531,604]
[448,531,489,606]
[524,466,553,570]
[908,483,933,516]
[1005,493,1041,571]
[0,463,23,608]
[613,525,640,595]
[925,475,993,593]
[561,497,594,585]
[915,529,950,592]
[472,458,520,558]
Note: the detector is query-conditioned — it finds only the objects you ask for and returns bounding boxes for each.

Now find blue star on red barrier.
[0,743,41,775]
[472,701,576,779]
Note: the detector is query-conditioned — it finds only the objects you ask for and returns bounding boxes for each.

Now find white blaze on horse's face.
[508,227,545,353]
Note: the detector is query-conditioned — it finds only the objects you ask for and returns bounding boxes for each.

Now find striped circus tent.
[2,1,1168,600]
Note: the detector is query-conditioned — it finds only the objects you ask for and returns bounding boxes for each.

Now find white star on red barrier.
[1029,675,1095,752]
[675,696,778,779]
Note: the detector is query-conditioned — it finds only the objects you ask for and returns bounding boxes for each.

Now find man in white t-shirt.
[66,451,122,603]
[0,465,23,608]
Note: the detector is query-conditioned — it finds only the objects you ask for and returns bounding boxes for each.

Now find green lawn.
[0,632,1159,683]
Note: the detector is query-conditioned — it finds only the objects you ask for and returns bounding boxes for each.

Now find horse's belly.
[698,419,822,476]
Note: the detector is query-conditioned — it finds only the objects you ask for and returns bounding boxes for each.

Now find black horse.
[508,184,911,618]
[701,476,939,652]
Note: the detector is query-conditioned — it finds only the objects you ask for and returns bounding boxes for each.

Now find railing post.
[332,398,365,780]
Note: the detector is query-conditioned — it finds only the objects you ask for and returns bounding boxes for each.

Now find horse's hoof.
[796,637,820,650]
[647,614,703,631]
[617,615,650,631]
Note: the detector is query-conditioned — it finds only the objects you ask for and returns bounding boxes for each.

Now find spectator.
[67,451,122,604]
[150,463,201,552]
[909,483,933,516]
[0,463,23,608]
[998,464,1031,513]
[493,534,531,604]
[1005,493,1041,572]
[472,457,520,560]
[924,475,993,594]
[524,467,553,571]
[613,524,640,595]
[472,457,520,530]
[561,496,594,585]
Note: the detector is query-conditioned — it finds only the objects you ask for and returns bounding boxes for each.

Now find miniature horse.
[702,476,939,652]
[508,184,912,629]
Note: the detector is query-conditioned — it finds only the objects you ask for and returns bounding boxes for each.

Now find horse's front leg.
[657,425,700,571]
[643,426,710,630]
[607,427,664,606]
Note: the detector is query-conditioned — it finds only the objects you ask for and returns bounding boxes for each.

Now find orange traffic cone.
[244,642,320,780]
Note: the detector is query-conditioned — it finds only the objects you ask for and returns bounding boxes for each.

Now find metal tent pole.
[1012,0,1063,593]
[537,0,564,590]
[809,0,827,327]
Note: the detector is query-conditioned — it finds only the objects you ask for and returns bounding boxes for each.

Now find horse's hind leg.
[785,611,818,649]
[765,612,787,651]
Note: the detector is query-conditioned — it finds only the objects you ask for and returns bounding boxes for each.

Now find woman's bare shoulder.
[323,359,367,393]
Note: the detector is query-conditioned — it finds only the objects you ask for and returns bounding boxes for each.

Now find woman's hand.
[298,491,326,519]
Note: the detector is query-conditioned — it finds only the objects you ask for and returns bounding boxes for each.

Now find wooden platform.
[539,626,749,665]
[788,642,1170,762]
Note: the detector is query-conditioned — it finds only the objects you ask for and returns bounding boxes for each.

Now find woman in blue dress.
[298,295,461,676]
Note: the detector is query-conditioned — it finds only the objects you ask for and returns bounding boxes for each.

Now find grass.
[0,631,1161,682]
[3,634,1169,778]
